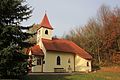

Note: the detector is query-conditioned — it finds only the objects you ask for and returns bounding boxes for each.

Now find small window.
[45,30,48,35]
[57,56,61,65]
[37,58,41,65]
[43,61,45,64]
[68,58,70,63]
[87,62,89,66]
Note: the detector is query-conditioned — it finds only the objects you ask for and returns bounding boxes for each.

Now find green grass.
[23,72,120,80]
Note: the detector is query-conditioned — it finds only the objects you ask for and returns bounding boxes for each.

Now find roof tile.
[39,13,53,30]
[30,45,44,56]
[42,38,92,60]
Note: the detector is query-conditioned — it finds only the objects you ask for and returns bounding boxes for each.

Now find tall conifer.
[0,0,32,78]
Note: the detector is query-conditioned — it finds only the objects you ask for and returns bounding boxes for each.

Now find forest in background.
[64,5,120,66]
[27,5,120,66]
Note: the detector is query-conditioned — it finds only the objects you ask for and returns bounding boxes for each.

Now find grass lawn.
[23,72,120,80]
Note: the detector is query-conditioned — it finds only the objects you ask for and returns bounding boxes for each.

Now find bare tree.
[64,5,120,66]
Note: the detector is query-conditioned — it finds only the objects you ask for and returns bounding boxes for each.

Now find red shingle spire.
[39,13,53,30]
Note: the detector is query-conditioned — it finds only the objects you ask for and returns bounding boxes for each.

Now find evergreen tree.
[0,0,32,78]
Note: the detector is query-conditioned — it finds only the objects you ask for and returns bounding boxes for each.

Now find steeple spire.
[39,13,53,30]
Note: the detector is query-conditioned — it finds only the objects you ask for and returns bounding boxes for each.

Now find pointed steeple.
[39,13,53,30]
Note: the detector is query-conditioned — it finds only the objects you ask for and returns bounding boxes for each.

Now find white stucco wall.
[31,56,43,72]
[75,55,91,72]
[31,51,92,72]
[43,51,74,72]
[37,27,53,41]
[29,48,92,72]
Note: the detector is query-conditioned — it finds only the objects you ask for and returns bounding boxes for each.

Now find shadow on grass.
[22,75,70,80]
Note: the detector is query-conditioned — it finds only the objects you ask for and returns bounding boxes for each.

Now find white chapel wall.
[43,51,74,72]
[75,55,91,72]
[40,27,53,40]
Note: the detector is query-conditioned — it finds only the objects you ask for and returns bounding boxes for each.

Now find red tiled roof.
[42,38,92,60]
[30,45,44,56]
[39,13,53,30]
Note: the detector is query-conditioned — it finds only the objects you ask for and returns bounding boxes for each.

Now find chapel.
[27,13,92,72]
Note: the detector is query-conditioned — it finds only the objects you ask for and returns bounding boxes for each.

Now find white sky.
[22,0,120,37]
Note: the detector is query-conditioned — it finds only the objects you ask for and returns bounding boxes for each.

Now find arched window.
[87,62,89,66]
[57,56,60,65]
[45,30,48,35]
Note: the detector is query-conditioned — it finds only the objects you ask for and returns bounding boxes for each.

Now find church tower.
[37,13,53,45]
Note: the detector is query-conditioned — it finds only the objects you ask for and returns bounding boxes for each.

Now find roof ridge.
[42,38,92,59]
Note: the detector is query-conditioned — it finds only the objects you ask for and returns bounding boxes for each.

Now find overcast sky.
[22,0,120,37]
